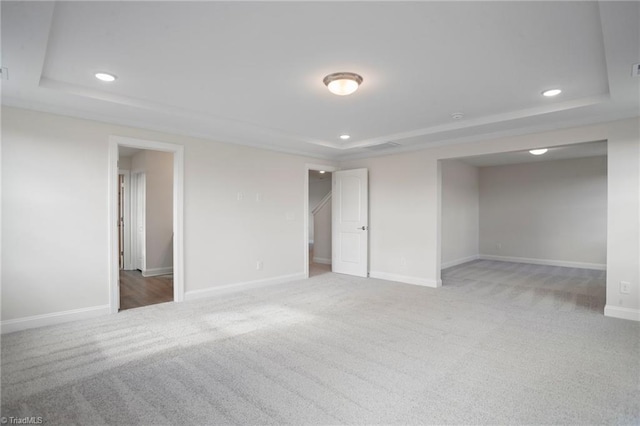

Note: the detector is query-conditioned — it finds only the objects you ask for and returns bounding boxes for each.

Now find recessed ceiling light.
[339,134,350,140]
[319,170,326,174]
[529,148,548,155]
[542,89,561,97]
[323,72,363,96]
[95,72,117,82]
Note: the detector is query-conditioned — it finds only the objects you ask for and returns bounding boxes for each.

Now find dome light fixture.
[542,88,561,97]
[529,148,548,155]
[95,72,117,82]
[339,134,351,140]
[323,72,363,96]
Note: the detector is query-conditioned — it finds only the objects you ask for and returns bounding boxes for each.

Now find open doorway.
[309,169,332,277]
[118,148,174,310]
[304,164,338,278]
[439,140,608,313]
[109,136,184,314]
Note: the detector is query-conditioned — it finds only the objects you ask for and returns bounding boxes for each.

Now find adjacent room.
[1,1,638,425]
[441,142,608,313]
[117,147,174,310]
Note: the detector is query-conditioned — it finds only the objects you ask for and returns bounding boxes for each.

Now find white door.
[132,173,146,271]
[332,168,368,277]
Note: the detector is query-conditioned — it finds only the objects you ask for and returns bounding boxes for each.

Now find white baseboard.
[142,267,173,277]
[369,271,441,288]
[479,254,606,271]
[1,305,110,334]
[441,255,480,269]
[312,257,331,265]
[184,272,306,301]
[604,305,640,321]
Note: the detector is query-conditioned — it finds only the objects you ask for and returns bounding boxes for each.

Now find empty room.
[2,1,639,425]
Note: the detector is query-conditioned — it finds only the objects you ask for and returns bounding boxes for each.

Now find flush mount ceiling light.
[529,148,548,155]
[542,88,561,97]
[451,112,464,120]
[339,134,351,140]
[323,72,363,96]
[95,72,117,82]
[319,170,326,174]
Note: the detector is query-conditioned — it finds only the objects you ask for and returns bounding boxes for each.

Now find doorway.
[304,164,338,278]
[109,136,184,314]
[309,169,332,277]
[117,148,174,310]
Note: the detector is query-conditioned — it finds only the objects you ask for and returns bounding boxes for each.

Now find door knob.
[358,226,368,230]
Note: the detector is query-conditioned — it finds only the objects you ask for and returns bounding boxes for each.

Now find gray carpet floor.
[2,260,639,425]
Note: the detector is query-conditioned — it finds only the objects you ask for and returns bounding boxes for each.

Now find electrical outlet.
[237,192,243,201]
[496,243,502,251]
[400,257,407,267]
[256,260,263,270]
[620,281,630,294]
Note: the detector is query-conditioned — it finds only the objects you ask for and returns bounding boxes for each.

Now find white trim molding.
[604,305,640,322]
[369,271,442,288]
[479,254,606,271]
[441,255,480,269]
[312,257,331,265]
[184,273,306,301]
[142,267,174,277]
[1,305,110,334]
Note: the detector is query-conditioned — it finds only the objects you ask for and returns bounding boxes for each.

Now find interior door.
[133,173,146,271]
[332,168,368,277]
[118,174,124,269]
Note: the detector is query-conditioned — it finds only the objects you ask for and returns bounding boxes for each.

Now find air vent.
[365,142,401,151]
[633,63,640,77]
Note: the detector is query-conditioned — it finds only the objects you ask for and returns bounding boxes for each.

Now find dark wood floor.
[119,270,173,311]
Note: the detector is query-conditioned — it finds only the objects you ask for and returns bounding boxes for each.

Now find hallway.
[119,270,173,310]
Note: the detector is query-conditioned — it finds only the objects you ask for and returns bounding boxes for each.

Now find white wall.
[2,110,109,320]
[479,156,607,268]
[308,177,331,242]
[441,160,479,268]
[605,119,640,320]
[118,156,132,170]
[340,153,436,285]
[342,118,640,320]
[1,107,335,325]
[131,150,173,273]
[313,198,331,264]
[2,107,638,326]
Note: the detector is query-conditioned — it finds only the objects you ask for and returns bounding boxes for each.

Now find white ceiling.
[309,170,331,182]
[2,2,638,161]
[118,146,142,158]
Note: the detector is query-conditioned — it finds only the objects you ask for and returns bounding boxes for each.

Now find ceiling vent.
[365,142,401,151]
[633,63,640,77]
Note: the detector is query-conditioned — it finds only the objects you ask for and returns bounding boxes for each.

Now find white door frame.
[304,163,338,278]
[108,136,185,313]
[118,169,133,270]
